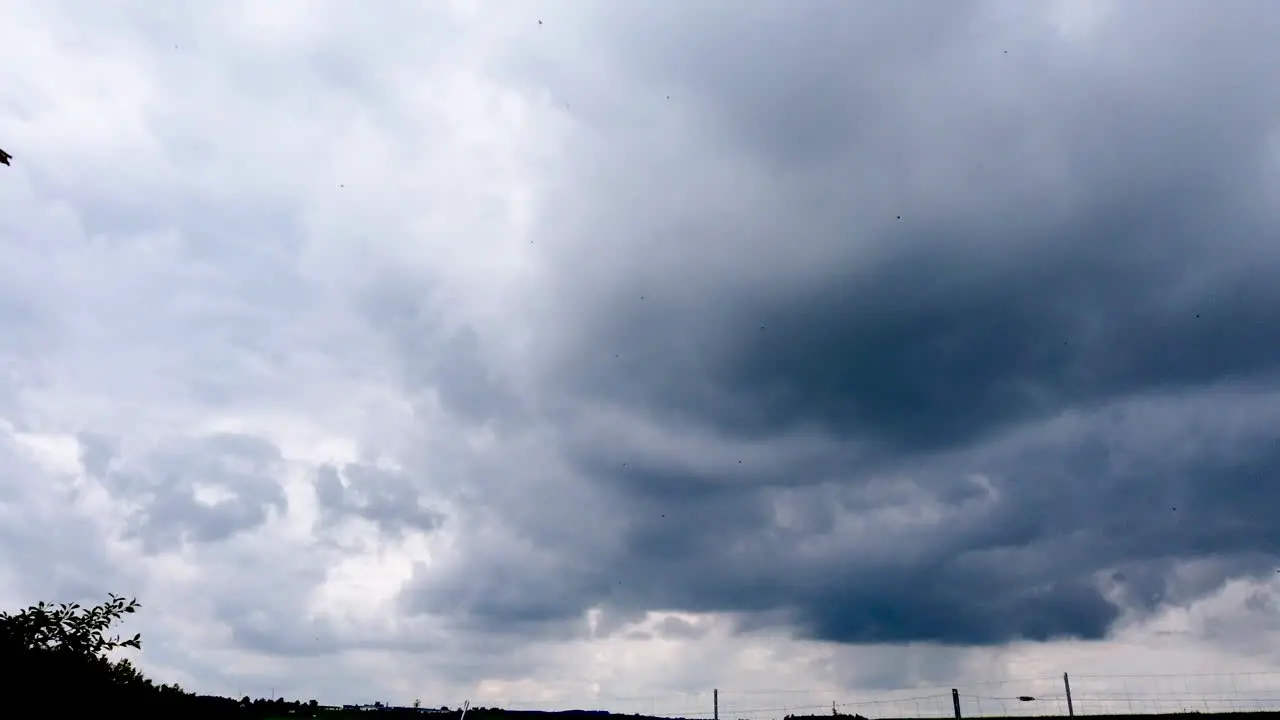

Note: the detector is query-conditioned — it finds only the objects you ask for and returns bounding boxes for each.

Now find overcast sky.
[3,0,1280,713]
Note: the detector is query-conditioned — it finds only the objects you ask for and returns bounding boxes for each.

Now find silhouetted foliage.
[2,595,148,702]
[0,594,205,717]
[0,592,140,653]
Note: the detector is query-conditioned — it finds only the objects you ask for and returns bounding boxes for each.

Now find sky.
[2,0,1280,714]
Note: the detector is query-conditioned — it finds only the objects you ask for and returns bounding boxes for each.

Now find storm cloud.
[402,0,1280,647]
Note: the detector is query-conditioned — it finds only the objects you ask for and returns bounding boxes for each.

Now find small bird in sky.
[0,148,11,166]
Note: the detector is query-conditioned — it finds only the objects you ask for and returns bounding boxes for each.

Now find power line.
[494,671,1280,719]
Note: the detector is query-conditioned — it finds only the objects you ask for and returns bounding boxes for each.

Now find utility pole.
[714,689,719,720]
[1064,673,1074,717]
[951,689,961,719]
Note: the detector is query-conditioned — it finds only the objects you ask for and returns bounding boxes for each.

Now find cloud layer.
[3,0,1280,709]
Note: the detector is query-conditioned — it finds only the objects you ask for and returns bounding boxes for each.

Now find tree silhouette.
[0,593,141,656]
[0,594,198,715]
[0,594,360,718]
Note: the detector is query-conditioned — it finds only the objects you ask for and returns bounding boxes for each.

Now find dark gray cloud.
[314,461,446,539]
[89,432,289,551]
[399,0,1280,651]
[76,431,118,478]
[361,282,525,427]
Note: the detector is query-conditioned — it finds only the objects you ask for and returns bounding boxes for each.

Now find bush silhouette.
[0,594,223,716]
